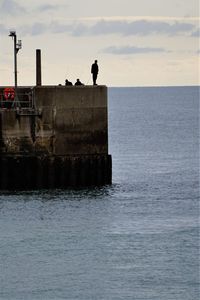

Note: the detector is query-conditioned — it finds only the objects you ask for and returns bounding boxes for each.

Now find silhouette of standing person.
[91,60,99,85]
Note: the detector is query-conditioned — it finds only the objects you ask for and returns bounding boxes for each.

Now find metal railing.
[0,90,34,110]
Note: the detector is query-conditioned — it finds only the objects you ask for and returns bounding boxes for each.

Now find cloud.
[36,3,68,13]
[0,24,7,34]
[19,21,87,37]
[37,4,59,12]
[61,19,196,37]
[2,18,196,38]
[0,0,26,15]
[69,23,89,36]
[89,20,195,36]
[31,22,47,36]
[79,16,200,22]
[49,21,71,34]
[103,45,167,55]
[191,28,200,37]
[20,22,48,36]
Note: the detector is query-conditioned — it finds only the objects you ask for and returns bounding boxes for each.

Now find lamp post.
[9,31,22,107]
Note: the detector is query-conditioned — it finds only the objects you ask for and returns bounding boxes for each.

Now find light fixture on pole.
[9,31,22,108]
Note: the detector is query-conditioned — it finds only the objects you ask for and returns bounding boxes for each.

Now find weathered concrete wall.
[0,86,112,188]
[0,86,108,155]
[34,85,108,155]
[0,111,34,154]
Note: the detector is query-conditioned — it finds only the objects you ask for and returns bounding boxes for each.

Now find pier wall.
[0,86,112,189]
[34,85,108,155]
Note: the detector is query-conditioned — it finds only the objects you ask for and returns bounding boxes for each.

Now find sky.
[0,0,199,87]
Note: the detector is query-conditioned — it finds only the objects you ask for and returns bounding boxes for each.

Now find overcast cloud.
[191,28,200,37]
[103,45,167,55]
[0,0,199,86]
[74,19,195,37]
[0,0,26,15]
[0,19,197,37]
[0,24,7,34]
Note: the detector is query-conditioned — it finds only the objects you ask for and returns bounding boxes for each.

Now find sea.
[0,86,199,300]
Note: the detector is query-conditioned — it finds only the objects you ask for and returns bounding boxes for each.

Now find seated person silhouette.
[75,79,84,86]
[65,79,73,86]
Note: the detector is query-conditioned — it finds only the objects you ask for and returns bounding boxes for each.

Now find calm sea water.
[0,86,199,300]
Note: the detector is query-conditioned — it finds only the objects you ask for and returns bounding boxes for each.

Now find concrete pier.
[0,85,112,189]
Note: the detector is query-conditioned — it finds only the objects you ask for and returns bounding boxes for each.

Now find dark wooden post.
[36,49,42,86]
